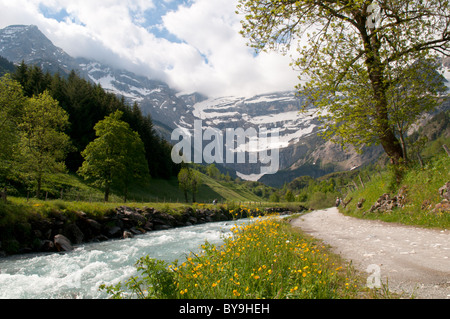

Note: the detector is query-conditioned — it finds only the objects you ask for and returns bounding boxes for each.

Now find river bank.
[0,203,304,257]
[0,217,256,299]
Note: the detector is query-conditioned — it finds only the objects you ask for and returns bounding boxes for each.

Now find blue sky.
[0,0,299,97]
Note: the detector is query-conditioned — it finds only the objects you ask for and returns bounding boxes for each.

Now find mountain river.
[0,218,253,299]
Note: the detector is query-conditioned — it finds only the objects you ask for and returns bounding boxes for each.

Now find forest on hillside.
[0,60,180,200]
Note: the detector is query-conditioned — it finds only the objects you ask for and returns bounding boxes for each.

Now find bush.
[269,193,280,202]
[308,192,338,210]
[2,239,20,254]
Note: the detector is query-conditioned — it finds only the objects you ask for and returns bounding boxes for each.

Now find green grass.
[100,217,373,299]
[341,153,450,229]
[18,170,264,204]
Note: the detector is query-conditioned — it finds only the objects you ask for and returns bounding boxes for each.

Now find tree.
[269,192,280,203]
[178,168,191,203]
[18,91,72,198]
[0,75,26,188]
[386,59,447,162]
[206,164,220,179]
[238,0,450,169]
[78,110,150,202]
[190,170,202,203]
[177,167,203,203]
[0,56,16,76]
[285,190,295,202]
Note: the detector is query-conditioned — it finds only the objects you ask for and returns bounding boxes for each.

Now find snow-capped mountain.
[0,24,386,185]
[0,25,77,74]
[0,25,179,107]
[176,92,328,181]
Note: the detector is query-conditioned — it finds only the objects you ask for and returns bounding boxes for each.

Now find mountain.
[0,25,76,74]
[1,24,447,187]
[0,25,185,129]
[0,24,386,186]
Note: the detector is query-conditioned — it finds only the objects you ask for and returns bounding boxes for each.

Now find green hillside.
[341,151,450,229]
[128,172,264,203]
[4,169,264,204]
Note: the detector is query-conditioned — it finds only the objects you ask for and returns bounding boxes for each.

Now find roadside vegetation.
[341,151,450,229]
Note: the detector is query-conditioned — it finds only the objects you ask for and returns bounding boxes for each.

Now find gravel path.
[290,207,450,299]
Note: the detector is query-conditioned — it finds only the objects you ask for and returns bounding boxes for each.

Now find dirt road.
[290,207,450,299]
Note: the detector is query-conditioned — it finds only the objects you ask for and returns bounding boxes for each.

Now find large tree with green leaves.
[178,167,202,203]
[0,75,26,186]
[18,91,72,198]
[238,0,450,169]
[78,110,150,202]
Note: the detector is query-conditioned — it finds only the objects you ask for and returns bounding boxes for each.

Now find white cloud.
[0,0,300,97]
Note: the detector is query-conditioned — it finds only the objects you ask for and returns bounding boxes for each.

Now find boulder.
[153,224,171,231]
[129,227,143,235]
[143,221,153,231]
[54,234,73,252]
[86,219,102,232]
[64,223,84,245]
[188,216,198,225]
[40,240,54,252]
[367,188,408,214]
[428,183,450,214]
[105,226,122,238]
[150,211,176,228]
[432,200,450,214]
[123,231,134,239]
[438,182,450,201]
[93,235,109,242]
[119,206,147,225]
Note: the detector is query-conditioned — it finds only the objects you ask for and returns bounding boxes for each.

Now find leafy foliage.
[0,75,26,185]
[238,0,450,166]
[178,167,203,203]
[17,91,72,198]
[78,111,150,202]
[0,55,15,76]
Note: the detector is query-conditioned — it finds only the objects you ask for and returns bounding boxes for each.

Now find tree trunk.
[123,186,128,203]
[36,175,42,199]
[379,127,404,166]
[363,28,404,166]
[398,132,408,164]
[1,187,6,203]
[104,184,110,202]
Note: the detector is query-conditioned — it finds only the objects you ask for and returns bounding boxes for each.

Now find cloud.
[0,0,300,97]
[161,0,299,97]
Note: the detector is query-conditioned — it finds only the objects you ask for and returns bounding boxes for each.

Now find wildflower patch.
[101,216,361,299]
